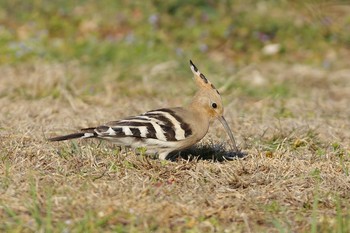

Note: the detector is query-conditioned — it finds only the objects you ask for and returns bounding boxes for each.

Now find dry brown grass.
[0,61,349,232]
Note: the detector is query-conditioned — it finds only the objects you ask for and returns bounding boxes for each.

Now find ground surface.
[0,1,350,232]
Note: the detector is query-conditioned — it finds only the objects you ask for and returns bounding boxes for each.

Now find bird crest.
[190,60,220,95]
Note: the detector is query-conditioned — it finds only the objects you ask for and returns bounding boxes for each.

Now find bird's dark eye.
[212,103,217,109]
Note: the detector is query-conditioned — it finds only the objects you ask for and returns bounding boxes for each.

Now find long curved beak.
[218,116,239,152]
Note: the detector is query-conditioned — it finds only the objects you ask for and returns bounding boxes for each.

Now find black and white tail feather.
[49,60,241,160]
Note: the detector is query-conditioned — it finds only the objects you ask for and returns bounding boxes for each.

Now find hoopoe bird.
[49,60,240,160]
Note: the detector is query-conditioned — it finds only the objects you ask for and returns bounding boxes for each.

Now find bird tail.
[48,128,97,141]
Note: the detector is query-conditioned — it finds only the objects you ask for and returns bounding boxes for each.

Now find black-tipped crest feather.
[190,60,198,72]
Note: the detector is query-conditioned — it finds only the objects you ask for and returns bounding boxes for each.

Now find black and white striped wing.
[94,108,193,142]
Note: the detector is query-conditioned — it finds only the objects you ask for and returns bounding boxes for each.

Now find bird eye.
[212,103,217,109]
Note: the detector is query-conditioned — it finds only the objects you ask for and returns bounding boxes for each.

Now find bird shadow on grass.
[167,142,247,162]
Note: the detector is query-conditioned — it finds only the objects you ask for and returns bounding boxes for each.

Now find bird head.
[189,60,238,152]
[190,60,224,121]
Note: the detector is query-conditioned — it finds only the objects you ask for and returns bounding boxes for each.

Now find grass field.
[1,1,350,232]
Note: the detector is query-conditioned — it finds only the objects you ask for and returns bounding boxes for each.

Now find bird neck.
[188,93,211,123]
